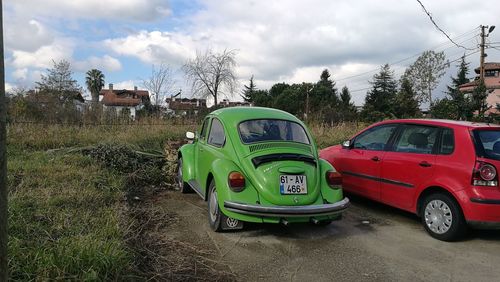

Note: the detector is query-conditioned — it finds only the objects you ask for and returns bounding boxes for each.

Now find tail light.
[228,172,245,192]
[472,161,498,186]
[326,171,342,187]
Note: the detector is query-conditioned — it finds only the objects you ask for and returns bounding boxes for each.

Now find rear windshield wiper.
[252,153,316,167]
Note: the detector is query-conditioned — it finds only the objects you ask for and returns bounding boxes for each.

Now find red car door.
[380,124,439,210]
[337,124,398,201]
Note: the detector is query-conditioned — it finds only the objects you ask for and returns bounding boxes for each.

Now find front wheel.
[421,193,467,241]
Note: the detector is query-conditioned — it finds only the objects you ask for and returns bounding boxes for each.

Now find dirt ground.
[148,190,500,281]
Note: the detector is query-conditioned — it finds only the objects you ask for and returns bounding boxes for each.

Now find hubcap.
[177,160,183,188]
[424,199,453,234]
[209,188,218,222]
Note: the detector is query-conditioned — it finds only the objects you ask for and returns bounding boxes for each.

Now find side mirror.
[342,140,351,149]
[186,131,195,140]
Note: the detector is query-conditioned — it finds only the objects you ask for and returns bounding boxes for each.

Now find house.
[165,97,207,116]
[218,99,252,108]
[99,84,150,120]
[459,62,500,115]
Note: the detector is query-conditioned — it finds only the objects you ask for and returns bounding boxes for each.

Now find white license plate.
[280,175,307,194]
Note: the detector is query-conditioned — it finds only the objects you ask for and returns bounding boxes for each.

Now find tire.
[420,193,467,241]
[207,180,223,232]
[177,158,192,193]
[311,219,332,226]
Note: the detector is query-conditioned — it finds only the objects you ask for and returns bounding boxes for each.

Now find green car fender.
[318,158,344,204]
[210,158,263,223]
[178,143,195,182]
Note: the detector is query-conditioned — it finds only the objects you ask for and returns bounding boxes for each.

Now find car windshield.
[473,130,500,160]
[238,119,310,144]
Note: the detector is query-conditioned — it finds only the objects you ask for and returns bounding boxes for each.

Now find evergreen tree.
[471,79,490,120]
[431,98,456,119]
[445,55,473,120]
[339,86,357,121]
[394,77,420,118]
[362,64,397,121]
[241,75,257,102]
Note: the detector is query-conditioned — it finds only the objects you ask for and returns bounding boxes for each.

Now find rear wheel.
[421,193,467,241]
[177,158,192,193]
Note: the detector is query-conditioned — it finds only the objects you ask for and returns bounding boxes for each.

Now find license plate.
[280,175,307,194]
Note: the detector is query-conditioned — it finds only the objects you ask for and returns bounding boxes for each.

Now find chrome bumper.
[223,198,350,218]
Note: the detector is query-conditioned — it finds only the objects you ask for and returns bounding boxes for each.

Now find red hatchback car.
[320,119,500,241]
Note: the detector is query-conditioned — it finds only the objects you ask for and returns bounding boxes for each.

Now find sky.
[3,0,500,107]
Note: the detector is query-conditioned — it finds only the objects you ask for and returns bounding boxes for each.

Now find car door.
[380,124,439,210]
[336,124,398,201]
[194,117,210,195]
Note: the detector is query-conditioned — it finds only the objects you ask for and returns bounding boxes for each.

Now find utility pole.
[480,25,486,81]
[0,0,7,280]
[479,25,496,81]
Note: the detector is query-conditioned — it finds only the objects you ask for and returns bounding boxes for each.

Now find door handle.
[371,156,380,162]
[419,161,432,167]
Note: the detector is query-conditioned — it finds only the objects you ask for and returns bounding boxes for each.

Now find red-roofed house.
[99,84,150,119]
[459,62,500,115]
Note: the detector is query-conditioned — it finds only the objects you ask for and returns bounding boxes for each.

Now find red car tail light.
[228,172,245,192]
[326,171,342,187]
[472,161,498,187]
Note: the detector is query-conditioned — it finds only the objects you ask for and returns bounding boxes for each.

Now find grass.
[8,151,131,280]
[7,120,196,280]
[6,118,363,280]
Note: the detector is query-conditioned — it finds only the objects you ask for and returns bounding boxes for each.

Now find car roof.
[376,119,500,129]
[210,106,301,123]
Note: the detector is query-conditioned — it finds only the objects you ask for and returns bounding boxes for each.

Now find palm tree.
[85,69,105,103]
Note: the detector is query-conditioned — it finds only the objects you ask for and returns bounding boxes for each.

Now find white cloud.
[74,55,122,72]
[5,83,14,93]
[7,0,171,22]
[105,31,196,65]
[5,19,54,52]
[10,38,74,70]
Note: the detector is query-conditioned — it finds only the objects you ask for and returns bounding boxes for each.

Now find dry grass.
[308,121,365,149]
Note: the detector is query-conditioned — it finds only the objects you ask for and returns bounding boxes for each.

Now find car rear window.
[473,130,500,160]
[238,119,310,144]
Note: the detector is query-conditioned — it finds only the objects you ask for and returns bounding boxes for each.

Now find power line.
[415,0,476,51]
[335,27,479,83]
[348,49,480,94]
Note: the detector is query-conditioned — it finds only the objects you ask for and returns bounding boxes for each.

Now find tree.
[339,86,357,121]
[36,60,83,103]
[445,55,473,120]
[85,69,105,104]
[241,75,256,102]
[361,64,398,121]
[431,98,456,119]
[471,79,490,120]
[403,50,449,105]
[394,77,420,118]
[143,64,175,106]
[183,49,238,107]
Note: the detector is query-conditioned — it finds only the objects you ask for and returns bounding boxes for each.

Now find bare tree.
[183,49,238,107]
[142,64,175,106]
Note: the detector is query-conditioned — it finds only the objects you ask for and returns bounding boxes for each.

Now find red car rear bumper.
[456,189,500,228]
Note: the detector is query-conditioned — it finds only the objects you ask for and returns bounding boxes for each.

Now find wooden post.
[0,0,8,280]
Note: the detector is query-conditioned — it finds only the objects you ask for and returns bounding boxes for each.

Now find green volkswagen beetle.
[177,107,349,231]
